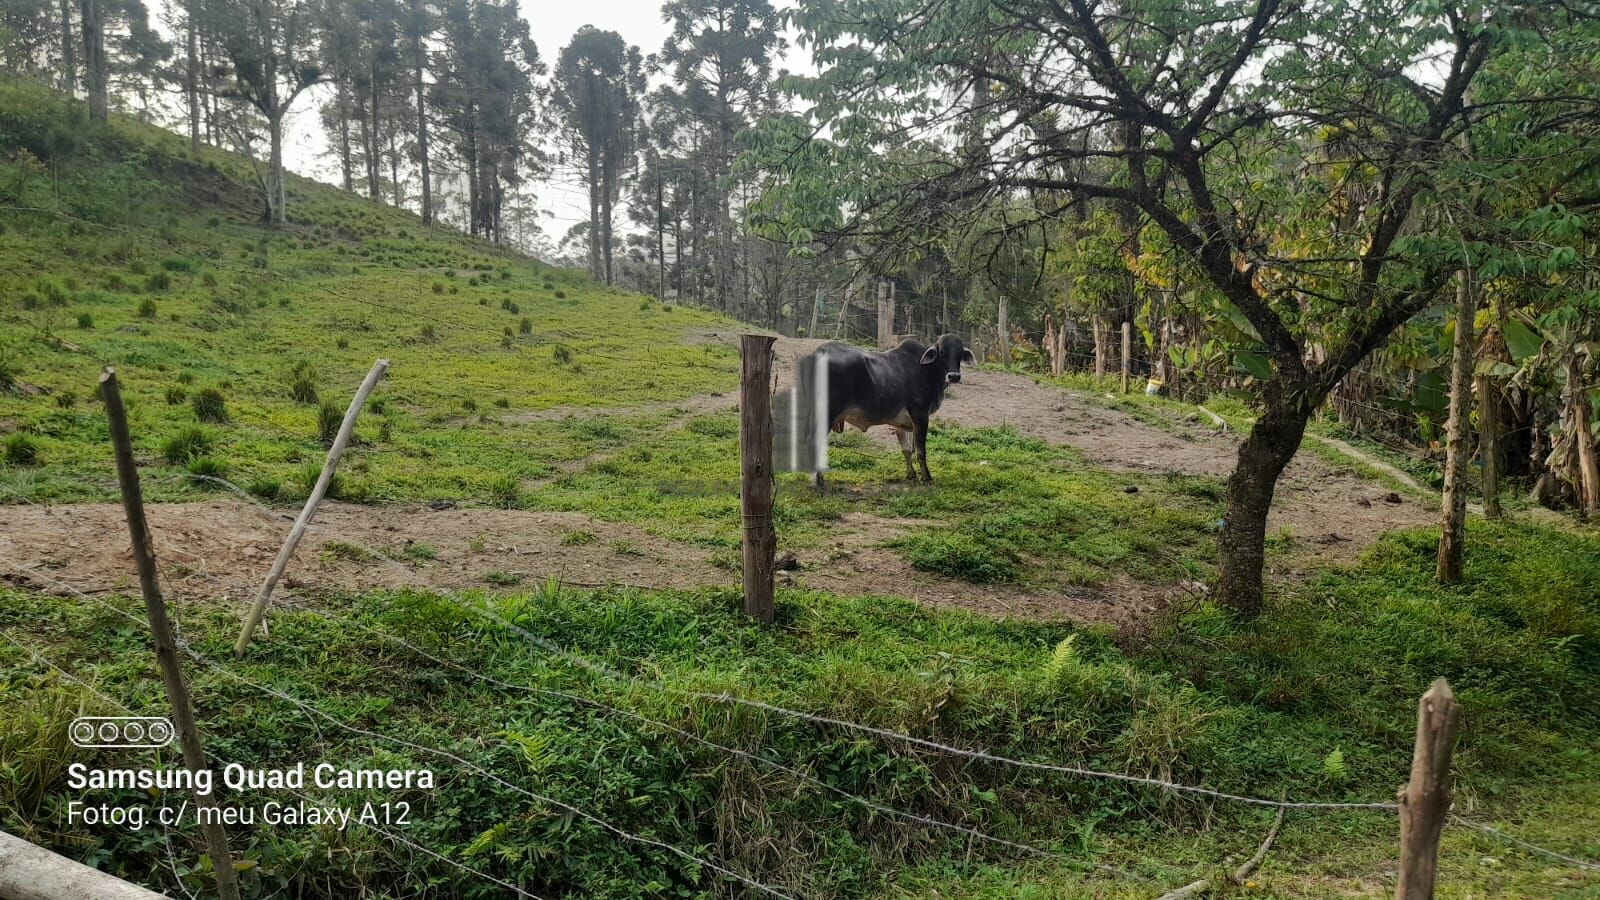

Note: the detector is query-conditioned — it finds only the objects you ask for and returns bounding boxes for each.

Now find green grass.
[1,520,1596,898]
[526,417,1219,587]
[0,77,735,507]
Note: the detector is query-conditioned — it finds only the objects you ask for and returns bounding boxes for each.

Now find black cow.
[798,333,974,486]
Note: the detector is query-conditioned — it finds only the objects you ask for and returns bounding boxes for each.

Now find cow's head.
[920,334,976,384]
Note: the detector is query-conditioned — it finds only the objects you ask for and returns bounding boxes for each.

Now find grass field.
[3,77,1599,898]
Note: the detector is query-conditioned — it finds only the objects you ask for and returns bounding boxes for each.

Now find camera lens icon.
[70,717,176,749]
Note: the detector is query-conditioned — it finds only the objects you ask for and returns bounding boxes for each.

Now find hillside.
[2,79,1599,899]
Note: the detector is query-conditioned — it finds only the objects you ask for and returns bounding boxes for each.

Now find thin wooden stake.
[1396,678,1462,900]
[739,334,776,625]
[99,367,242,900]
[1120,320,1132,394]
[235,358,388,657]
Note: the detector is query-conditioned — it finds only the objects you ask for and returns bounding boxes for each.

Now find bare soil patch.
[1,330,1429,626]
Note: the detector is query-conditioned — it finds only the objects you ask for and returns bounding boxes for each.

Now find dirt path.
[0,330,1435,625]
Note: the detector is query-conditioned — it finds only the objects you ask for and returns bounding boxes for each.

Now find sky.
[278,0,806,250]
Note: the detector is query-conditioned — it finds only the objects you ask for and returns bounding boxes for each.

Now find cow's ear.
[960,347,976,365]
[919,346,939,365]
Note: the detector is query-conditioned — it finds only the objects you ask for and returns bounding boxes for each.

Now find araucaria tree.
[552,26,643,284]
[750,0,1600,615]
[660,0,784,313]
[197,0,323,225]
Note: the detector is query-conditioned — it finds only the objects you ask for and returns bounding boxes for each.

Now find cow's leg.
[894,427,917,480]
[914,417,933,482]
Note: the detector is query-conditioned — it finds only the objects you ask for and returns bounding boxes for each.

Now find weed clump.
[287,361,319,404]
[3,433,40,466]
[161,425,215,463]
[192,387,227,423]
[486,474,521,509]
[186,456,229,483]
[75,312,92,329]
[137,298,157,319]
[519,317,532,335]
[165,386,187,405]
[894,531,1020,583]
[316,399,343,445]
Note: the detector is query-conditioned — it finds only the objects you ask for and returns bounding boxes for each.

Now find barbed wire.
[264,593,1159,884]
[0,557,797,900]
[0,625,549,900]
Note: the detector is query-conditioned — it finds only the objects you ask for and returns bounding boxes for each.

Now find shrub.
[160,257,192,272]
[144,272,171,292]
[192,387,227,423]
[553,290,566,299]
[519,317,533,335]
[316,399,342,445]
[165,386,186,405]
[486,474,521,509]
[507,302,519,314]
[543,281,554,290]
[3,433,40,466]
[494,397,510,408]
[553,345,573,365]
[247,477,280,501]
[176,371,194,384]
[161,425,215,463]
[432,281,444,294]
[137,298,157,319]
[76,312,92,329]
[461,398,477,412]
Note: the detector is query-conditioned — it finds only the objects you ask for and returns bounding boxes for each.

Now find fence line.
[264,593,1156,884]
[6,492,1599,879]
[0,558,797,900]
[0,626,550,900]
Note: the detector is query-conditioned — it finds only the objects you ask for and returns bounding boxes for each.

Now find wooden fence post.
[235,358,388,657]
[99,367,242,900]
[1396,678,1461,900]
[739,334,777,625]
[1121,320,1132,394]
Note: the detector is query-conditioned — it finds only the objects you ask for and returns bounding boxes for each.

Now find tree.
[430,0,542,243]
[750,0,1600,615]
[197,0,322,225]
[552,25,642,284]
[402,0,435,224]
[660,0,783,313]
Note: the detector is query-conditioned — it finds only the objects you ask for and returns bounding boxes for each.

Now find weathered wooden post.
[1120,320,1132,394]
[739,334,777,625]
[99,368,243,900]
[1396,678,1462,900]
[235,358,388,656]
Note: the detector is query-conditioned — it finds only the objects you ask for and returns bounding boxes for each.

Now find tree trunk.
[1569,356,1600,516]
[1436,269,1475,583]
[79,0,106,122]
[367,62,381,200]
[1093,314,1109,378]
[1215,388,1314,616]
[999,294,1013,365]
[586,142,601,281]
[185,14,199,149]
[413,24,431,226]
[336,83,354,192]
[1476,372,1500,519]
[656,167,666,299]
[267,112,286,226]
[58,0,76,94]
